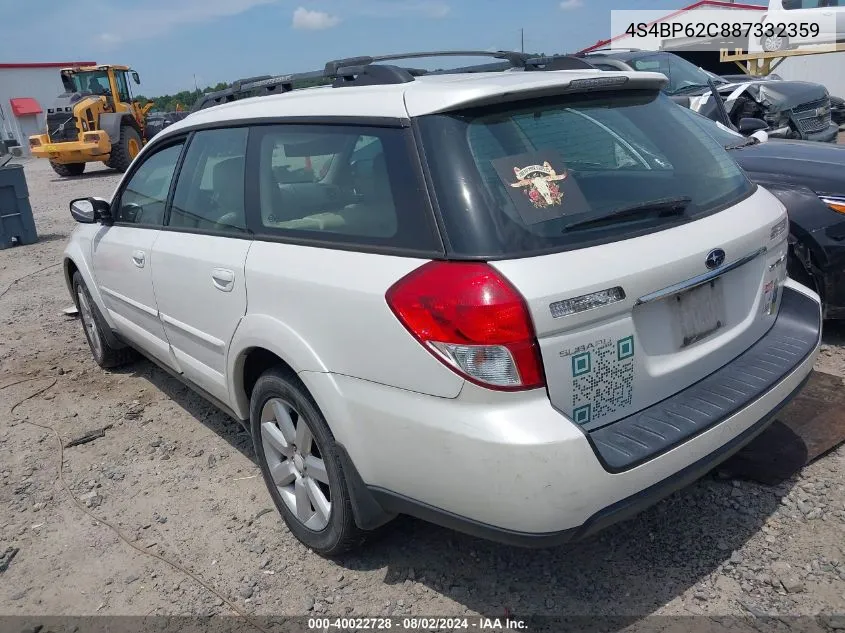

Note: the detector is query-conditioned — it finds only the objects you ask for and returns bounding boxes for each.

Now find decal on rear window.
[491,150,591,225]
[565,335,636,426]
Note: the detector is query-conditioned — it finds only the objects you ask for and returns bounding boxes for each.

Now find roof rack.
[190,50,598,112]
[580,48,643,55]
[190,70,328,112]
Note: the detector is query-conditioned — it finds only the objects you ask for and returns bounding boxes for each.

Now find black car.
[580,49,839,143]
[681,107,845,318]
[721,73,845,128]
[143,111,190,141]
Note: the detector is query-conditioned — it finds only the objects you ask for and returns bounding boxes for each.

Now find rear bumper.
[359,371,811,547]
[586,284,821,471]
[304,281,821,544]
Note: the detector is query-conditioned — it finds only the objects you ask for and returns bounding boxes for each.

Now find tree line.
[136,76,334,113]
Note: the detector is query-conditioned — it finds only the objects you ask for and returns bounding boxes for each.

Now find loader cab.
[60,66,138,114]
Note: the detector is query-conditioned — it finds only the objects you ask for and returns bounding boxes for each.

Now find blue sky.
[1,0,693,96]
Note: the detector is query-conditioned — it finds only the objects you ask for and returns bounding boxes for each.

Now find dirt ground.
[2,156,845,631]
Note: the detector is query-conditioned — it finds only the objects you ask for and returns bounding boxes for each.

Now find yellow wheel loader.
[28,65,154,177]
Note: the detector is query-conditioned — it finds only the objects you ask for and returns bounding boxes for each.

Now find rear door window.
[247,124,441,253]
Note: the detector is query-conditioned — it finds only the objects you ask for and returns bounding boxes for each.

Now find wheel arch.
[63,241,114,329]
[100,112,139,145]
[227,313,330,420]
[755,180,833,305]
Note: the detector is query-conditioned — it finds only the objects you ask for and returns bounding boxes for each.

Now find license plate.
[44,145,56,152]
[675,280,726,347]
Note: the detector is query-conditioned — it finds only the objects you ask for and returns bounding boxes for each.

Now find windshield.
[66,71,111,96]
[417,90,755,258]
[629,53,726,95]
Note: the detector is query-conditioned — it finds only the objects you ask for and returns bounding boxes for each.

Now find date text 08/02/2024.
[307,617,528,630]
[625,21,820,40]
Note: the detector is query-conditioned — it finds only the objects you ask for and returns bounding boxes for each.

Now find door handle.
[132,250,145,268]
[211,268,235,292]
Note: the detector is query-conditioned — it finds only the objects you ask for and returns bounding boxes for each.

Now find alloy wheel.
[260,397,332,530]
[764,36,784,51]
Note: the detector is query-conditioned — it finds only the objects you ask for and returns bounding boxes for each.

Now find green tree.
[137,74,335,113]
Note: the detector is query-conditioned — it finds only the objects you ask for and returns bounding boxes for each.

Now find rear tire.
[72,272,137,369]
[106,125,142,172]
[51,162,85,177]
[250,367,366,556]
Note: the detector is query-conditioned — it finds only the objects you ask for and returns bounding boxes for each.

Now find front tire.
[250,367,365,556]
[106,125,142,172]
[51,162,85,177]
[72,272,136,369]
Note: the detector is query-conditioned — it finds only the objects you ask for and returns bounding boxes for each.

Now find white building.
[579,0,845,98]
[0,61,95,156]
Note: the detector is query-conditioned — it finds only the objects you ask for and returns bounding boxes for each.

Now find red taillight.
[385,261,545,391]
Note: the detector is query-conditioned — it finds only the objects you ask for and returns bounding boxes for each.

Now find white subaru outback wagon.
[63,51,822,556]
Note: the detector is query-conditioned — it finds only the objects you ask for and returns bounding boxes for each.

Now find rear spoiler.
[406,72,670,117]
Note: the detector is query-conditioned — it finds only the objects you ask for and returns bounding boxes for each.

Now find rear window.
[417,90,755,258]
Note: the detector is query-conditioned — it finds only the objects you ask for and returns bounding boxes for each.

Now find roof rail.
[189,50,598,112]
[191,70,328,112]
[580,47,643,54]
[324,50,535,87]
[427,54,596,74]
[323,50,531,76]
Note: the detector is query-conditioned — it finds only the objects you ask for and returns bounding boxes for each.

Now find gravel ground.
[1,156,845,629]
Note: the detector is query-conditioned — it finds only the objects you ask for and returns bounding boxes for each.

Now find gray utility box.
[0,164,38,250]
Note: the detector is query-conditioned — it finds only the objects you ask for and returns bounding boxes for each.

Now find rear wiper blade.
[563,196,692,232]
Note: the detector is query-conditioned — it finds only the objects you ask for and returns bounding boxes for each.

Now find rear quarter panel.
[227,241,465,418]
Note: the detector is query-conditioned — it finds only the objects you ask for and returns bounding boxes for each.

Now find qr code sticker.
[571,336,635,425]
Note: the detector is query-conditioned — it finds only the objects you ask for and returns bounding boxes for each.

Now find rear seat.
[263,153,397,238]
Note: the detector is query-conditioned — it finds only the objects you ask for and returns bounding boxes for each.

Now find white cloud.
[292,7,341,29]
[560,0,583,10]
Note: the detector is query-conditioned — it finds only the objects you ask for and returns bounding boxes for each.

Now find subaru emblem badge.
[705,248,726,270]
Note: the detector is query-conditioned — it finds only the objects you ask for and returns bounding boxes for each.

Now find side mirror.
[70,197,112,224]
[70,198,95,223]
[739,117,769,134]
[131,71,141,85]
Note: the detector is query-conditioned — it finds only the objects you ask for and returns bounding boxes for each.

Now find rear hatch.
[491,188,788,429]
[414,75,790,430]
